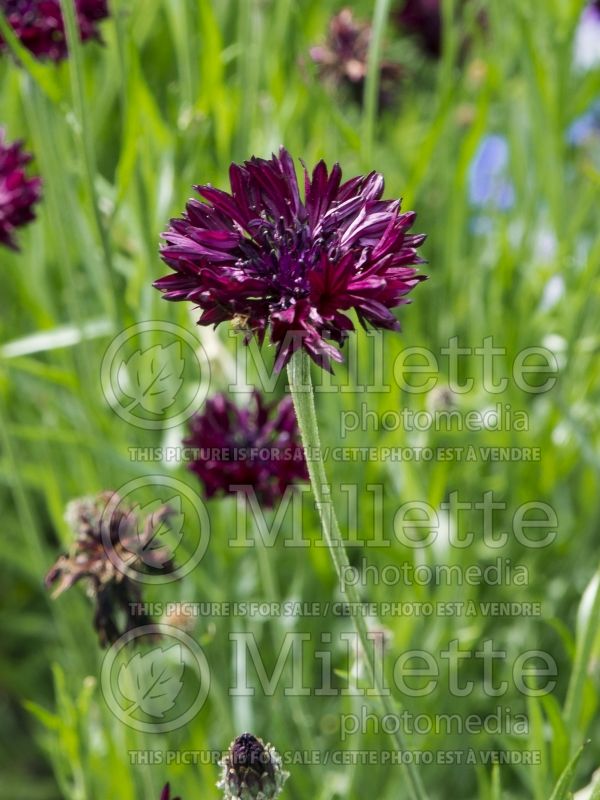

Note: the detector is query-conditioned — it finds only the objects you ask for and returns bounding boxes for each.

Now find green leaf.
[548,741,588,800]
[541,693,571,780]
[491,764,501,800]
[23,700,60,732]
[565,567,600,740]
[528,696,549,800]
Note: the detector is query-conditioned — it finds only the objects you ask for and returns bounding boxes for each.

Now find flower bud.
[160,784,180,800]
[218,733,288,800]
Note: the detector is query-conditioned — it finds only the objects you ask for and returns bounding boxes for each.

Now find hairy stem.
[287,349,428,800]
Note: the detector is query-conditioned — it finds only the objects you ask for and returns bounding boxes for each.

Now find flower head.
[218,733,288,800]
[0,0,109,62]
[155,147,426,372]
[574,2,600,71]
[393,0,443,57]
[393,0,483,59]
[184,391,307,507]
[310,8,402,107]
[568,101,600,146]
[468,135,514,211]
[0,129,41,250]
[45,492,175,646]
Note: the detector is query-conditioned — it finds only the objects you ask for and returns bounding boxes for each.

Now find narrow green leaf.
[548,741,588,800]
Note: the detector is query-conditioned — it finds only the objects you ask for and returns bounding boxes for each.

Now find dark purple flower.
[155,147,426,372]
[0,0,109,62]
[393,0,483,59]
[160,784,181,800]
[394,0,443,57]
[310,8,402,107]
[0,129,41,250]
[184,391,308,507]
[218,733,288,800]
[45,492,176,647]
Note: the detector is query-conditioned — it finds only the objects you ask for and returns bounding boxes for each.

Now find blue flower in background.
[469,135,515,211]
[574,3,600,71]
[568,101,600,145]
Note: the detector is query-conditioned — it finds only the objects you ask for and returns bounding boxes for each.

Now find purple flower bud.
[160,783,181,800]
[218,733,288,800]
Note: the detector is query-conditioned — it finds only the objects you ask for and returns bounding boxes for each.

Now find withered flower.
[310,8,402,107]
[45,492,175,647]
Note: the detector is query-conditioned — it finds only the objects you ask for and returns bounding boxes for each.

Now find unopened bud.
[218,733,288,800]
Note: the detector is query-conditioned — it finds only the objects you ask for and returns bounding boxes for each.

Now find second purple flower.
[154,147,426,372]
[0,128,41,250]
[184,391,307,507]
[0,0,109,62]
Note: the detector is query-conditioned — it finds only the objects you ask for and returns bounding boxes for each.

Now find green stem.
[362,0,392,165]
[252,522,319,779]
[256,530,278,600]
[287,350,429,800]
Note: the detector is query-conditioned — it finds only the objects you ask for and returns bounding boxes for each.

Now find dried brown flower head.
[45,492,175,646]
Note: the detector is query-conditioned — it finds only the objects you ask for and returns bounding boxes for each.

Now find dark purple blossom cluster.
[0,129,41,249]
[309,8,402,107]
[184,391,308,507]
[393,0,485,59]
[0,0,109,61]
[155,147,426,372]
[393,0,443,57]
